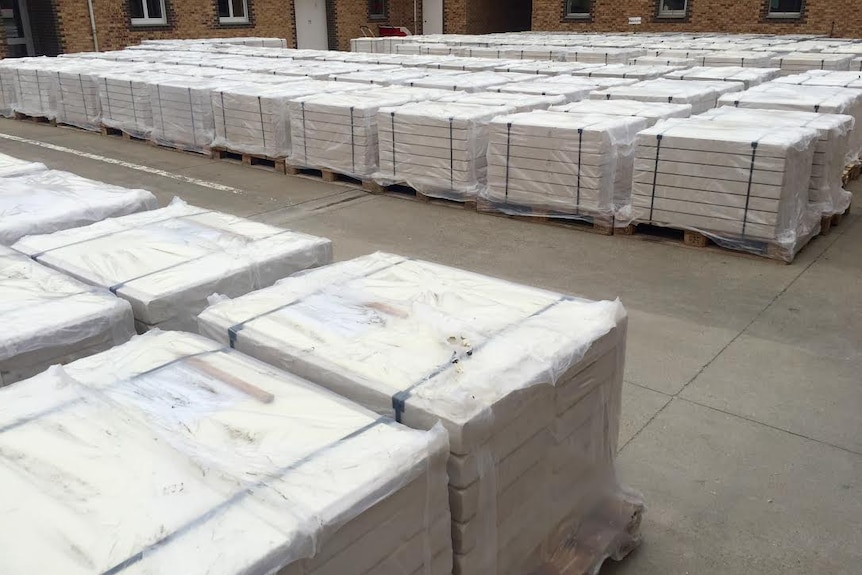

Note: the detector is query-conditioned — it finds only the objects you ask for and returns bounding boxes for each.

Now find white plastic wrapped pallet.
[148,74,232,153]
[12,199,333,332]
[559,47,647,64]
[482,111,648,224]
[53,60,120,130]
[662,66,781,89]
[403,71,534,92]
[0,169,157,245]
[288,86,455,178]
[0,330,451,575]
[0,245,134,386]
[490,80,595,103]
[376,101,515,201]
[717,82,862,162]
[697,107,854,217]
[95,69,159,138]
[771,52,854,74]
[0,59,21,117]
[631,118,820,261]
[198,251,636,575]
[438,91,566,114]
[550,98,692,126]
[628,55,697,67]
[590,78,743,114]
[771,70,862,88]
[570,64,688,80]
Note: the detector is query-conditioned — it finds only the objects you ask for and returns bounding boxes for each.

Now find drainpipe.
[87,0,99,52]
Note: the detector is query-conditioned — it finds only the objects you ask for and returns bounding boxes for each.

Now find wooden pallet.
[210,148,286,173]
[13,112,56,126]
[365,180,478,211]
[530,495,644,575]
[842,160,862,186]
[477,199,614,235]
[284,164,369,188]
[820,201,852,235]
[99,125,148,143]
[618,222,814,263]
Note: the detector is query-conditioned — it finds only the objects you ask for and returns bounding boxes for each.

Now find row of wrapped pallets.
[0,148,639,575]
[1,36,860,263]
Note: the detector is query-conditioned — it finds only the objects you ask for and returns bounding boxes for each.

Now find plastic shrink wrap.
[550,98,692,126]
[591,78,743,114]
[717,82,862,162]
[148,74,233,153]
[698,107,854,217]
[772,70,862,89]
[53,60,119,130]
[490,80,596,103]
[559,47,647,64]
[481,110,648,225]
[403,71,534,93]
[439,91,566,114]
[628,55,697,67]
[662,66,781,89]
[0,152,46,177]
[12,199,333,332]
[0,329,452,575]
[95,69,159,138]
[492,61,602,76]
[288,86,455,178]
[0,169,157,245]
[537,74,640,89]
[198,251,634,575]
[771,52,854,74]
[375,101,515,201]
[570,64,689,80]
[693,51,777,68]
[630,118,821,262]
[0,246,134,386]
[0,59,22,117]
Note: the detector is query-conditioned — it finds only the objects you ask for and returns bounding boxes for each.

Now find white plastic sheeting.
[12,199,333,331]
[0,169,157,246]
[438,91,566,114]
[663,66,781,89]
[591,78,744,114]
[771,52,855,73]
[0,245,134,386]
[198,251,631,575]
[482,111,648,223]
[570,64,688,80]
[0,329,451,575]
[550,98,692,126]
[376,101,514,200]
[0,152,46,178]
[631,118,821,261]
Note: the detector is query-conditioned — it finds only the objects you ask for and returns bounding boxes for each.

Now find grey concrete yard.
[2,118,861,574]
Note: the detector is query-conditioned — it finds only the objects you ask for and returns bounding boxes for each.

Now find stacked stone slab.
[482,110,648,223]
[198,252,629,575]
[0,330,452,575]
[663,66,781,89]
[631,118,820,261]
[591,78,744,114]
[12,200,332,332]
[550,98,692,126]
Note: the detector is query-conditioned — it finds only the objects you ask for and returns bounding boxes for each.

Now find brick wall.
[445,0,531,34]
[53,0,296,54]
[532,0,861,38]
[329,0,420,51]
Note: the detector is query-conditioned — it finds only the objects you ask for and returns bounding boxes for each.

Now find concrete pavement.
[2,118,860,574]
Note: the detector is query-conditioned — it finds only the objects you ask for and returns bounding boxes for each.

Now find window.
[130,0,167,26]
[564,0,591,19]
[368,0,387,20]
[218,0,249,23]
[767,0,802,17]
[657,0,687,18]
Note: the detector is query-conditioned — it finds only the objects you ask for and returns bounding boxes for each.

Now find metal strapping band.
[741,141,758,237]
[188,87,197,146]
[390,111,396,176]
[301,101,308,164]
[449,117,454,190]
[649,134,663,221]
[576,128,583,210]
[350,107,356,173]
[258,96,266,149]
[504,122,512,201]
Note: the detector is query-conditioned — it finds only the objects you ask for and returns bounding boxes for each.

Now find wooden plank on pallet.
[477,199,614,235]
[529,495,644,575]
[365,180,477,211]
[211,148,286,173]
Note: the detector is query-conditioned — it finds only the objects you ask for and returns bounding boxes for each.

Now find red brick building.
[531,0,861,38]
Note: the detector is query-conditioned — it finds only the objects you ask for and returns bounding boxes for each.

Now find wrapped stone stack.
[631,118,821,261]
[771,52,855,74]
[12,199,333,331]
[591,78,744,114]
[0,245,134,386]
[376,101,514,201]
[482,110,648,225]
[0,330,453,575]
[96,69,158,139]
[662,66,781,89]
[198,252,629,575]
[570,64,687,80]
[148,74,227,153]
[550,98,692,126]
[439,91,566,113]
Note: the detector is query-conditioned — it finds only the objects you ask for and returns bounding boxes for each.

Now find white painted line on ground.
[0,132,245,194]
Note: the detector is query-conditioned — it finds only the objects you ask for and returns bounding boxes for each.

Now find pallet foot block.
[0,169,157,245]
[0,246,134,386]
[481,110,648,226]
[0,330,452,575]
[375,101,515,201]
[631,118,821,262]
[198,252,634,575]
[12,199,332,332]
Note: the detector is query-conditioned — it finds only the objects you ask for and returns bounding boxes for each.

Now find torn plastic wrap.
[481,111,648,227]
[0,329,452,575]
[0,246,134,386]
[591,78,743,114]
[630,118,821,262]
[12,198,333,332]
[198,251,635,575]
[288,87,455,178]
[375,101,515,201]
[717,82,862,163]
[662,66,782,89]
[698,107,854,217]
[550,98,693,126]
[0,169,157,245]
[211,81,370,159]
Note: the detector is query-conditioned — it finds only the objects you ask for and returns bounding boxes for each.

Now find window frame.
[656,0,688,19]
[368,0,388,20]
[130,0,168,27]
[562,0,591,20]
[765,0,803,18]
[218,0,250,24]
